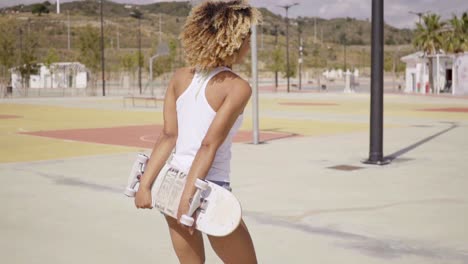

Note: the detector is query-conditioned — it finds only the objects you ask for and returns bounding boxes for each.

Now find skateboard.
[123,153,148,197]
[124,154,242,237]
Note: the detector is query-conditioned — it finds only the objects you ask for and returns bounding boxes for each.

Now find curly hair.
[180,0,261,71]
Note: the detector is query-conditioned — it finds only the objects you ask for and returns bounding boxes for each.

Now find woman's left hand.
[135,186,153,209]
[177,195,196,235]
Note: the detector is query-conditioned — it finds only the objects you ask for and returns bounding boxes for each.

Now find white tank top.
[170,67,244,182]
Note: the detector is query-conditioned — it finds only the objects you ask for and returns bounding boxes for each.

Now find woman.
[134,1,261,263]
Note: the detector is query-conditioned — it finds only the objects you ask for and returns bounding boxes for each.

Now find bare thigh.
[208,219,257,264]
[165,216,205,264]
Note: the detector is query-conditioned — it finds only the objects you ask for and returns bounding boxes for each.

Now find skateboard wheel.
[195,179,209,191]
[180,215,194,226]
[124,188,136,197]
[137,153,149,163]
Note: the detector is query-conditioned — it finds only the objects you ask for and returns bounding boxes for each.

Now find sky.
[0,0,467,29]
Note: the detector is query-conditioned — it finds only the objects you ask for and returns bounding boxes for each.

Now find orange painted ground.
[259,85,319,93]
[418,107,468,113]
[0,115,22,119]
[278,102,339,106]
[21,125,298,149]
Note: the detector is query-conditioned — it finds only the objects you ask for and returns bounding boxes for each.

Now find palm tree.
[445,12,468,53]
[461,12,468,51]
[413,14,445,92]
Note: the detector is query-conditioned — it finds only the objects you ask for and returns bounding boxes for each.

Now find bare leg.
[165,215,205,264]
[208,219,257,264]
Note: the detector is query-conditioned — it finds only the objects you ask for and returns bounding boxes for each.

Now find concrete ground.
[1,90,468,264]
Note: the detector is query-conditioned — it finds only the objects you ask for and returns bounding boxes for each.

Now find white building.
[11,62,88,90]
[401,52,468,95]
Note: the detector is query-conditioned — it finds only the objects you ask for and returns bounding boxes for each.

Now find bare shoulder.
[214,71,252,98]
[171,67,196,96]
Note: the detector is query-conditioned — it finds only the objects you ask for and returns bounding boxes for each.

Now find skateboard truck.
[124,153,149,197]
[180,179,210,227]
[125,154,242,236]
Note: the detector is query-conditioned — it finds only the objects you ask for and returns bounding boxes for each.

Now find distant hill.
[0,0,413,46]
[0,0,415,74]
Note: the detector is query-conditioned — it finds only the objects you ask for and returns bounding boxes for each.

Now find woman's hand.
[135,186,153,209]
[177,195,196,235]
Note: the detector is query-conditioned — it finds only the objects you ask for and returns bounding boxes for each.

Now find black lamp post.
[279,3,299,93]
[99,0,105,96]
[363,0,390,165]
[130,9,143,94]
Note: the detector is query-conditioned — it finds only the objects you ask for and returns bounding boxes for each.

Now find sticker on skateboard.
[124,154,242,237]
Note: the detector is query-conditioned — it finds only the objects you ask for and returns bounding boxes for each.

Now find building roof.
[400,52,426,63]
[401,51,460,64]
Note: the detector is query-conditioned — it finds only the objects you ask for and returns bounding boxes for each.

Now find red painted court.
[278,102,338,106]
[418,107,468,113]
[21,124,298,149]
[0,115,22,119]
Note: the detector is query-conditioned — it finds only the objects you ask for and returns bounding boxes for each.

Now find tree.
[168,38,177,69]
[413,14,445,92]
[119,52,137,90]
[152,56,172,79]
[77,26,101,89]
[444,12,468,53]
[120,53,136,74]
[463,12,468,52]
[31,4,49,16]
[266,47,284,88]
[385,35,396,45]
[44,48,59,88]
[0,20,17,88]
[327,46,337,61]
[284,56,297,79]
[339,33,348,70]
[17,30,41,90]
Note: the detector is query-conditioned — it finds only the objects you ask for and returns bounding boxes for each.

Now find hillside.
[0,0,415,76]
[1,0,413,46]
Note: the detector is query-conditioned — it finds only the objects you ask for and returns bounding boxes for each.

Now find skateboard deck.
[124,154,242,237]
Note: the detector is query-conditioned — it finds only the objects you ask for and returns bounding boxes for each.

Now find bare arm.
[135,72,179,208]
[177,78,252,216]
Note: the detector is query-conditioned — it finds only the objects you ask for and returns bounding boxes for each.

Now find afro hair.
[180,0,261,71]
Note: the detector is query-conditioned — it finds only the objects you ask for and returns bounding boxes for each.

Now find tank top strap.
[195,66,232,99]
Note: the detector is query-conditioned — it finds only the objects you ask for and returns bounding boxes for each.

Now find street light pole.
[99,0,106,96]
[251,25,260,144]
[19,28,23,66]
[149,54,159,96]
[274,24,279,90]
[159,14,162,43]
[339,32,347,71]
[279,3,298,93]
[409,11,430,24]
[138,16,142,94]
[129,8,143,94]
[67,10,70,50]
[364,0,390,165]
[298,20,303,90]
[344,41,347,71]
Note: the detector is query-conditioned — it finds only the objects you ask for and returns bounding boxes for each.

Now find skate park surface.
[1,90,468,264]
